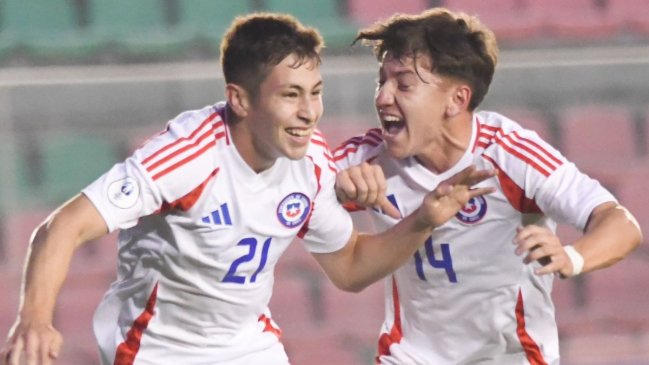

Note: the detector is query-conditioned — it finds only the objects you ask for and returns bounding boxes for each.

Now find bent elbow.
[332,277,369,293]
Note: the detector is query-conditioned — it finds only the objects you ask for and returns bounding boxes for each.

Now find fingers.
[336,163,401,218]
[513,225,570,276]
[442,165,496,187]
[335,170,356,203]
[2,324,63,365]
[6,337,22,365]
[375,195,401,219]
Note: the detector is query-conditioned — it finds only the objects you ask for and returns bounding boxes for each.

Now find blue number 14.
[414,237,457,283]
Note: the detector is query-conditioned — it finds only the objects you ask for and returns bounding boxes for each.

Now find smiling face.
[376,53,461,162]
[229,53,323,172]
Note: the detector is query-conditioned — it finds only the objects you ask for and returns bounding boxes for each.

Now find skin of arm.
[314,165,496,292]
[2,194,108,365]
[515,201,642,277]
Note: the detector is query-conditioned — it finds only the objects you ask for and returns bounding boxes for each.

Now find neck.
[228,118,275,174]
[416,112,473,173]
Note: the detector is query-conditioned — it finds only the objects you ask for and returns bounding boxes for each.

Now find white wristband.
[564,245,584,277]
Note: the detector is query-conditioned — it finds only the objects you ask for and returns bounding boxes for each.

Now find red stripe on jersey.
[310,138,338,172]
[476,126,562,176]
[258,314,282,338]
[159,168,220,212]
[145,128,214,172]
[114,284,158,365]
[512,131,562,166]
[376,277,403,362]
[500,132,561,173]
[142,112,220,165]
[151,140,216,181]
[494,136,551,177]
[483,156,541,213]
[515,289,549,365]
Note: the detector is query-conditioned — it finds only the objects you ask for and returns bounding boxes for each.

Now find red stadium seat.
[444,0,545,42]
[347,0,429,26]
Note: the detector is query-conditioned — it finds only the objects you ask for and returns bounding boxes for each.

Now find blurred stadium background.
[1,0,648,364]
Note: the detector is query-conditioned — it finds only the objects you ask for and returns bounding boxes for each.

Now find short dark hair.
[220,13,324,98]
[355,8,498,110]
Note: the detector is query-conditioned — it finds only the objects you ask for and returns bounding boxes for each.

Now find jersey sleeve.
[481,123,615,231]
[332,128,384,170]
[299,131,354,253]
[83,106,223,232]
[535,162,616,230]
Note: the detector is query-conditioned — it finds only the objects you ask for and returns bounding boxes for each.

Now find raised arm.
[315,165,495,292]
[1,194,108,365]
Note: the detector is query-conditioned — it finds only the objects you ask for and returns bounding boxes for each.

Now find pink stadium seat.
[321,277,384,339]
[557,104,637,186]
[284,332,363,365]
[444,0,545,42]
[541,0,622,40]
[500,107,555,146]
[557,256,649,336]
[615,167,649,237]
[270,274,317,325]
[347,0,428,26]
[608,0,649,36]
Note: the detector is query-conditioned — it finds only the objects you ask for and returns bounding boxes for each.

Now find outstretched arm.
[1,194,108,365]
[514,202,642,277]
[315,165,496,292]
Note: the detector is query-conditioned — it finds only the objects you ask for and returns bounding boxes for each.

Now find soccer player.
[1,13,495,365]
[333,8,643,365]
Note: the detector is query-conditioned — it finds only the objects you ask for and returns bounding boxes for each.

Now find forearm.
[324,210,433,292]
[18,195,108,322]
[574,203,642,273]
[19,222,78,322]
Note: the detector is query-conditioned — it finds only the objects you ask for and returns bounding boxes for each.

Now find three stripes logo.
[202,203,232,226]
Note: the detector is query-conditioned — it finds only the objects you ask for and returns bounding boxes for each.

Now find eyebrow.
[285,79,323,91]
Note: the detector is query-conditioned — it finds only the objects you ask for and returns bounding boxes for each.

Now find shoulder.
[475,111,565,178]
[332,128,385,168]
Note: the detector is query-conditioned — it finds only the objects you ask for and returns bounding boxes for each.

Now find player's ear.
[445,84,472,117]
[226,83,251,118]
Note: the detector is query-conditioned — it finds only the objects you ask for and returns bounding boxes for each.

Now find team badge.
[277,192,311,228]
[455,195,487,224]
[107,177,139,209]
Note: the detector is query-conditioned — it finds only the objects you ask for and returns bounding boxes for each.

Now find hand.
[335,162,401,219]
[513,225,573,277]
[415,165,497,229]
[1,320,63,365]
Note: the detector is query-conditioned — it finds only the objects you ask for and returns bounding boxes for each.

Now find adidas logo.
[201,203,232,226]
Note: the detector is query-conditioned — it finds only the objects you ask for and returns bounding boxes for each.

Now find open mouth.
[381,115,405,135]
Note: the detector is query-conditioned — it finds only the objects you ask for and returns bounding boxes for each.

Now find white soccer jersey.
[83,102,353,365]
[333,111,616,365]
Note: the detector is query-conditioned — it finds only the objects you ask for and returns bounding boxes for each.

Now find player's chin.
[283,146,309,161]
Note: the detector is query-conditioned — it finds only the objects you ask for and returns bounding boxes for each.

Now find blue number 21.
[223,237,272,284]
[414,237,457,283]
